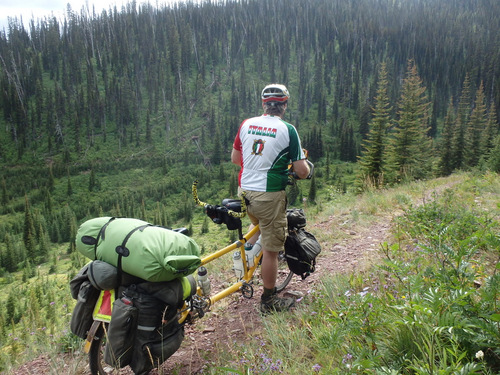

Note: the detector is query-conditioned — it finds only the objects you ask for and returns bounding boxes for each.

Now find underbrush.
[207,172,500,374]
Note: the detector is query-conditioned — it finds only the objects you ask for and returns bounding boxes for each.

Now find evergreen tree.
[1,177,8,208]
[464,82,487,168]
[229,171,237,197]
[47,165,55,192]
[1,234,16,272]
[438,98,456,176]
[486,135,500,172]
[287,181,300,206]
[357,62,391,189]
[6,292,18,324]
[23,195,37,261]
[88,166,96,192]
[145,110,152,144]
[482,101,499,155]
[308,174,317,203]
[386,60,432,183]
[451,74,472,170]
[201,217,209,234]
[66,169,73,196]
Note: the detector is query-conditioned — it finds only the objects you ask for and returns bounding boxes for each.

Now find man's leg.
[261,250,278,289]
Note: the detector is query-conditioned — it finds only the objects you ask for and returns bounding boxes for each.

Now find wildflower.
[342,353,353,364]
[476,350,484,360]
[50,301,55,306]
[312,363,322,372]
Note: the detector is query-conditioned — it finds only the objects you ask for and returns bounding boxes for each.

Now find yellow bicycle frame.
[177,223,261,323]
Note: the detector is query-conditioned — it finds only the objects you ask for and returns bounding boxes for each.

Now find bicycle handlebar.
[192,180,247,219]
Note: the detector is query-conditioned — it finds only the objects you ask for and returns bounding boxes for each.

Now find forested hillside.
[0,0,499,263]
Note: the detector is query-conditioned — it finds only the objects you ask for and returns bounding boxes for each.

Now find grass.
[0,171,499,373]
[204,171,500,374]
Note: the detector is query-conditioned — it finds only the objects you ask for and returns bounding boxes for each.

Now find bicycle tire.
[88,323,121,375]
[275,251,293,292]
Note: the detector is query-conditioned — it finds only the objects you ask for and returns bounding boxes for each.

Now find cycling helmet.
[261,84,290,103]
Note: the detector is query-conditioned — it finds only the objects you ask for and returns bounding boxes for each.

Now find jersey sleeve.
[232,121,245,151]
[287,125,306,162]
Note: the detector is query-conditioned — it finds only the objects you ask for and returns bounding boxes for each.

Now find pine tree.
[66,169,73,196]
[47,165,55,192]
[287,181,300,206]
[1,177,8,208]
[2,234,16,272]
[464,81,487,168]
[357,62,391,189]
[437,98,456,176]
[23,195,37,262]
[386,60,432,183]
[145,110,152,144]
[308,174,317,203]
[89,166,96,192]
[482,101,499,155]
[451,74,472,170]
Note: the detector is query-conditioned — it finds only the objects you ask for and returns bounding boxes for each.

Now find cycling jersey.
[233,114,305,192]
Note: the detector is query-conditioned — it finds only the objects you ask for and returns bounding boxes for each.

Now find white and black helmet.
[261,84,290,103]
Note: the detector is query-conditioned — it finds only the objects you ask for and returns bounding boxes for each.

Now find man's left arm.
[231,148,242,166]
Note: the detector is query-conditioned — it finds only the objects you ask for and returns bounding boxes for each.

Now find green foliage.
[211,173,500,374]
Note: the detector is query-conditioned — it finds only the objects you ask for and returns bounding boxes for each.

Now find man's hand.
[290,159,313,180]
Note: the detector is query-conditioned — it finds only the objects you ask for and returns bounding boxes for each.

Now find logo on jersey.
[252,139,265,155]
[248,125,277,138]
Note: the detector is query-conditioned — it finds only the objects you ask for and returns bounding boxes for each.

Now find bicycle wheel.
[275,251,293,292]
[88,323,121,375]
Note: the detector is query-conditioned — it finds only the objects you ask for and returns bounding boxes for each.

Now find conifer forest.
[0,0,499,292]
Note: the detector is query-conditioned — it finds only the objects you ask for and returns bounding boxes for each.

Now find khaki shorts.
[240,189,287,253]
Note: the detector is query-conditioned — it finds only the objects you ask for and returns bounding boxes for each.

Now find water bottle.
[233,251,244,279]
[197,266,211,296]
[252,237,263,260]
[245,237,263,268]
[245,242,255,268]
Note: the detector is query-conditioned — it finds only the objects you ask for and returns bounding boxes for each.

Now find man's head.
[261,84,289,117]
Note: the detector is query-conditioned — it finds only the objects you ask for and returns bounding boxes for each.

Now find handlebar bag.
[75,217,201,282]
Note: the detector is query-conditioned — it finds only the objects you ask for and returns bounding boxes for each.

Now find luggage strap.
[115,224,152,285]
[94,217,116,259]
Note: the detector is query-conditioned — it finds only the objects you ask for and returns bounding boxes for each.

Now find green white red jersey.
[233,114,306,192]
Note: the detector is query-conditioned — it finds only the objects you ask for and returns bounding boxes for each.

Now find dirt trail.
[159,215,392,374]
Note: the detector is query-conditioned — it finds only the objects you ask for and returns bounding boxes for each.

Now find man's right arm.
[292,159,310,179]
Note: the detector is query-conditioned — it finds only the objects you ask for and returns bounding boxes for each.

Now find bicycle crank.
[241,282,254,298]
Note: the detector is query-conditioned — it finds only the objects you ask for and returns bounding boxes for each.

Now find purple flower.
[312,363,322,372]
[342,353,353,364]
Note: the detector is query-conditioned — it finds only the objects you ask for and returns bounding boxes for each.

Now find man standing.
[231,84,311,313]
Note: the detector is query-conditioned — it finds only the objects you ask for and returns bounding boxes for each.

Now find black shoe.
[260,292,295,314]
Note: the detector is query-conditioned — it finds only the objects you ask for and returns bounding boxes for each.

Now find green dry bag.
[76,217,201,282]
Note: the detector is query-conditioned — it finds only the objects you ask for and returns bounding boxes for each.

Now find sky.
[0,0,185,32]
